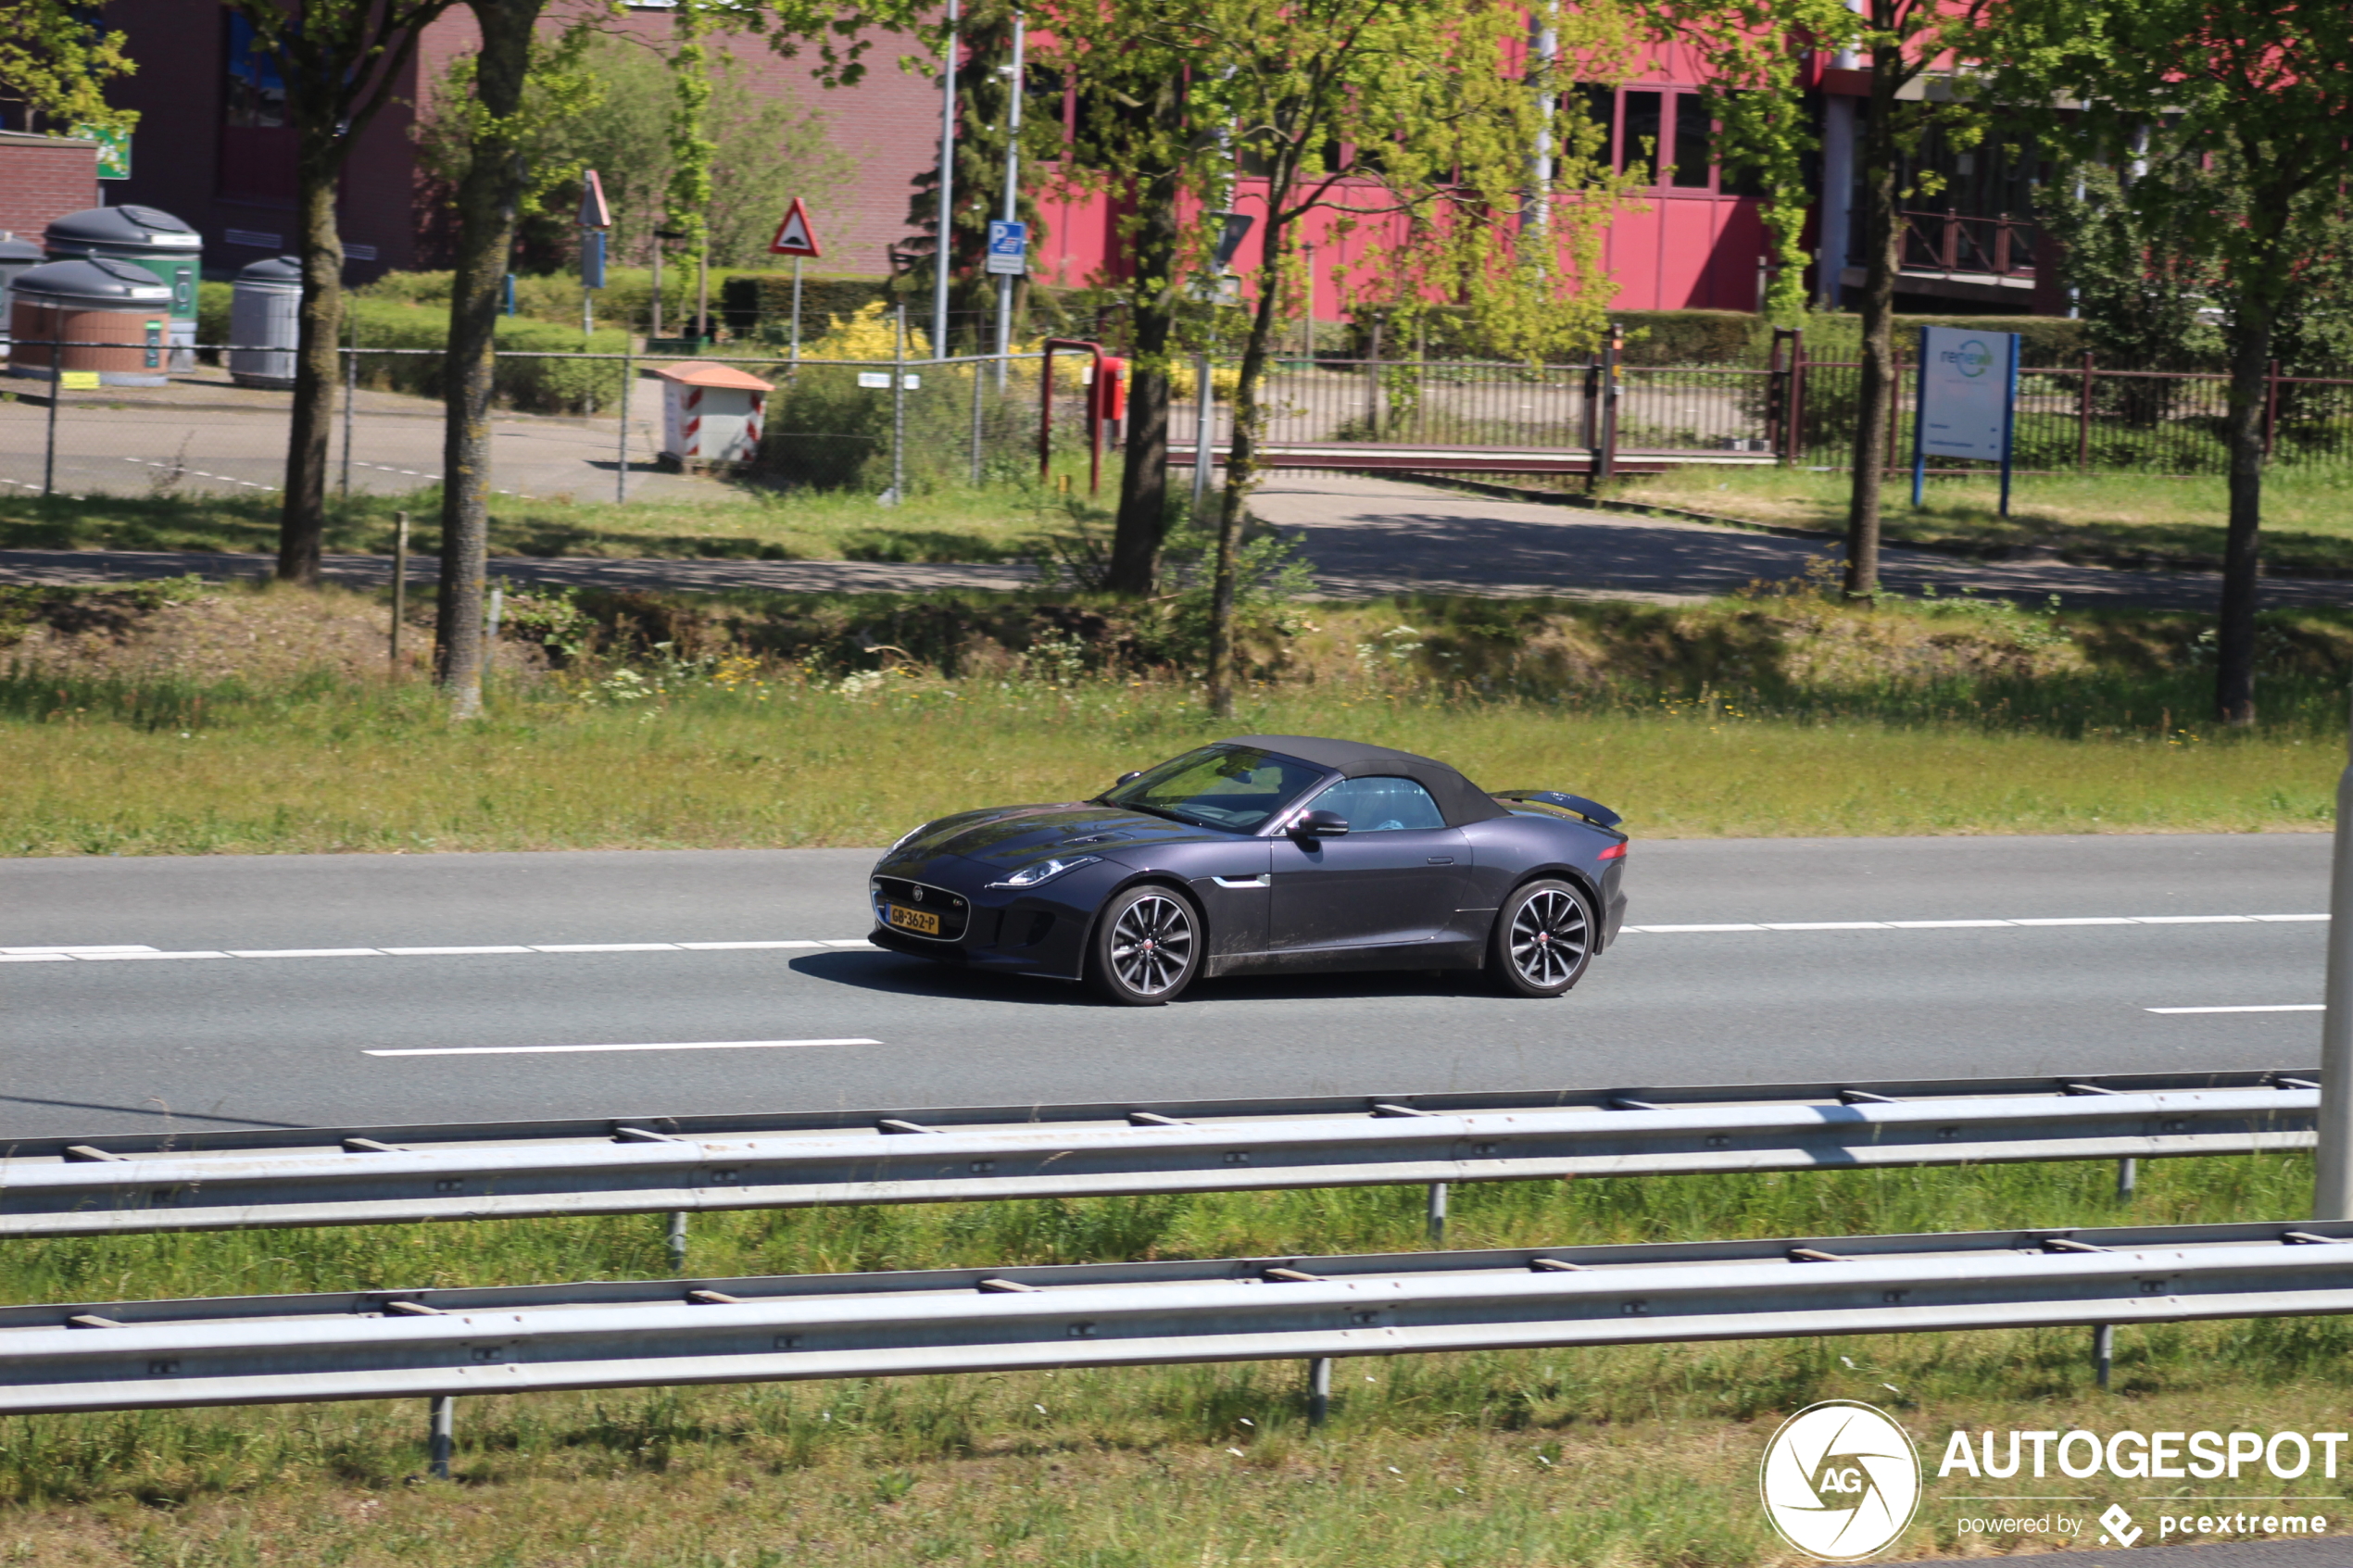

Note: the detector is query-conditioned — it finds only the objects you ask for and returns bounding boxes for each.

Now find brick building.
[0,131,100,246]
[9,4,2056,320]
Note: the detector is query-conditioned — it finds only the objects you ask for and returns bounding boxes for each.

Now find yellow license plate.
[887,904,941,935]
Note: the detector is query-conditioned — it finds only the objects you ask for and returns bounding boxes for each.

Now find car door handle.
[1427,857,1454,865]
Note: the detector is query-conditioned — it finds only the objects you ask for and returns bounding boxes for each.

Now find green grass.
[1603,465,2353,576]
[0,1154,2345,1565]
[0,471,1112,565]
[0,662,2339,856]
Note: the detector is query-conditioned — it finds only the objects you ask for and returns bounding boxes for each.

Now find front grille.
[872,877,971,942]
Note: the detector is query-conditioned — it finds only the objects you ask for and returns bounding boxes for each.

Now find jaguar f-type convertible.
[868,735,1628,1006]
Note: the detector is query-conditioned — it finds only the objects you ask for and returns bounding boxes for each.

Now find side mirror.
[1290,809,1351,841]
[1115,771,1144,785]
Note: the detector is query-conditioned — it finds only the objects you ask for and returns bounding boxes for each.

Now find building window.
[1671,92,1713,187]
[223,11,286,129]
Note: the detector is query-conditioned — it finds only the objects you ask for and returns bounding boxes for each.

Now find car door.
[1266,776,1469,951]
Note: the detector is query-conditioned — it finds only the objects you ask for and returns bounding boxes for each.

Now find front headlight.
[987,855,1101,890]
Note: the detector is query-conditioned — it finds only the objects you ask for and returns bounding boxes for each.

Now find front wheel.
[1088,884,1202,1006]
[1489,878,1595,997]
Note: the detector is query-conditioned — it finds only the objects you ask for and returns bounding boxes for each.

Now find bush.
[346,299,630,414]
[1799,312,2086,368]
[1613,309,1767,367]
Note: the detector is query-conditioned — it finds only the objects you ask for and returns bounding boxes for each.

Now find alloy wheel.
[1508,888,1590,989]
[1109,894,1195,996]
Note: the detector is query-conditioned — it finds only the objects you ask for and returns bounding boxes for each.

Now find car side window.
[1307,776,1447,833]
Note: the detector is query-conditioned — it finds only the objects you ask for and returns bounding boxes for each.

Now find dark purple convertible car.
[867,734,1629,1006]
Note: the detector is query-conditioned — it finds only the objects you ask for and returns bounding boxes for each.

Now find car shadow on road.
[789,951,1489,1007]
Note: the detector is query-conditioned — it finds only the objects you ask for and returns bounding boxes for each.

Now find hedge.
[347,299,630,414]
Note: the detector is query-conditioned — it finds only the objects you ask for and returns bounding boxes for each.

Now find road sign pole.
[1999,332,2019,519]
[790,257,802,366]
[933,0,961,359]
[43,350,58,497]
[1911,325,1929,508]
[995,9,1026,387]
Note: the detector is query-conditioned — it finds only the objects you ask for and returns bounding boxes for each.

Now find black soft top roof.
[1217,734,1507,827]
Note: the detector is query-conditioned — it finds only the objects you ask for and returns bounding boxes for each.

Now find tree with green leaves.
[1189,0,1634,714]
[216,0,461,587]
[0,1,137,134]
[1994,0,2353,725]
[901,0,1055,354]
[1661,0,1995,601]
[427,0,906,717]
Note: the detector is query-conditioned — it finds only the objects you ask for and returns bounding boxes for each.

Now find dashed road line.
[1622,914,2326,935]
[2145,1004,2323,1014]
[8,939,879,964]
[365,1037,879,1058]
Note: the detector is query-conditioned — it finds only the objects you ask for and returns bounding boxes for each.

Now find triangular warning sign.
[577,169,611,231]
[768,197,822,258]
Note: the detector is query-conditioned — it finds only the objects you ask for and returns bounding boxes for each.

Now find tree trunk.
[2216,303,2273,726]
[1844,48,1905,600]
[434,0,538,719]
[277,132,343,586]
[1106,80,1187,596]
[1205,201,1290,719]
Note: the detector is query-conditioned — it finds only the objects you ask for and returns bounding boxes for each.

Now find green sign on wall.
[73,124,132,181]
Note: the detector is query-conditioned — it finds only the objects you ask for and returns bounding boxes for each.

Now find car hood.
[887,802,1240,874]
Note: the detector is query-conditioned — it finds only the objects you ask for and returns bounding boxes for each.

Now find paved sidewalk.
[5,473,2345,609]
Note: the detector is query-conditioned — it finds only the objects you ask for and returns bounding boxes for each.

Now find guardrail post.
[2093,1323,2114,1390]
[667,1210,688,1270]
[2316,678,2353,1221]
[389,511,409,674]
[1306,1356,1331,1426]
[616,340,633,505]
[340,338,357,502]
[970,356,987,487]
[2116,1158,2137,1200]
[428,1395,455,1478]
[1426,1182,1447,1246]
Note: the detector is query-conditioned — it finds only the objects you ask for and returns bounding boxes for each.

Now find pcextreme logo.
[1760,1400,1923,1561]
[1939,338,1994,377]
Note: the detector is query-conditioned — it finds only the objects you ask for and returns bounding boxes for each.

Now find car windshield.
[1101,746,1327,833]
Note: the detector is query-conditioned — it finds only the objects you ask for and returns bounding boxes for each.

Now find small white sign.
[1918,326,2015,462]
[857,371,891,388]
[901,373,921,390]
[986,220,1027,277]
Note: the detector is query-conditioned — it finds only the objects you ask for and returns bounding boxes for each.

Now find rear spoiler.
[1493,790,1623,830]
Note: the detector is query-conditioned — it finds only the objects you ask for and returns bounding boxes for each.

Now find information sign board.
[1913,325,2020,515]
[986,220,1028,277]
[74,124,130,181]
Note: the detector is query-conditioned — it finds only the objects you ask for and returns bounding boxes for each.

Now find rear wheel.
[1088,885,1202,1006]
[1489,878,1595,997]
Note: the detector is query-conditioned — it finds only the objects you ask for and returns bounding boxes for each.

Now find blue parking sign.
[986,220,1028,277]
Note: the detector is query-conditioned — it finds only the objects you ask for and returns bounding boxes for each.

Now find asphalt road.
[0,834,2329,1139]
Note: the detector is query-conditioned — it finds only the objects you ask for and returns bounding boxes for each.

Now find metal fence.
[0,343,1084,507]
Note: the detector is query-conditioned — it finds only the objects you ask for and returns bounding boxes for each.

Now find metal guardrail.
[4,1069,2316,1239]
[10,1216,2353,1416]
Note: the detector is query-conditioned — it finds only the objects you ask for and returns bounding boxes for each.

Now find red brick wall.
[0,134,100,245]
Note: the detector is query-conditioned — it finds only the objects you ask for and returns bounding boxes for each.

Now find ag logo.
[1759,1400,1921,1561]
[1956,338,1991,376]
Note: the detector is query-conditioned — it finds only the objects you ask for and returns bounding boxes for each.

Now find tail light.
[1598,842,1628,860]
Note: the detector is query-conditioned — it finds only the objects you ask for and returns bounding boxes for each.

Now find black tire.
[1087,884,1202,1006]
[1488,878,1596,997]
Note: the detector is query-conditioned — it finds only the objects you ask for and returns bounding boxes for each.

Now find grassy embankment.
[0,476,1102,566]
[1602,465,2353,577]
[0,1154,2343,1565]
[1,574,2347,854]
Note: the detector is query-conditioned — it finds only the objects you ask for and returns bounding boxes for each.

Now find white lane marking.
[229,948,389,959]
[3,945,158,955]
[5,939,877,964]
[365,1037,879,1058]
[72,950,232,960]
[530,943,680,953]
[379,947,536,957]
[1620,914,2326,935]
[2146,1004,2323,1014]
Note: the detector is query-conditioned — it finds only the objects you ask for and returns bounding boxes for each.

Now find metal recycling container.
[43,205,201,370]
[6,257,175,385]
[228,255,302,389]
[0,236,44,352]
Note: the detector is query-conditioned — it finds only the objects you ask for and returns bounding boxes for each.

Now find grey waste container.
[6,257,176,385]
[44,205,201,370]
[229,255,302,389]
[0,236,43,353]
